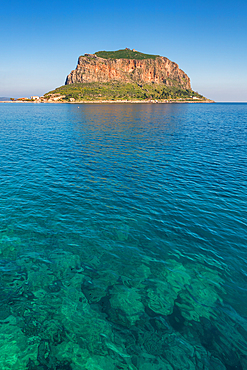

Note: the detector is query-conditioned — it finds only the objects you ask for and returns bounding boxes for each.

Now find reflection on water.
[0,103,246,369]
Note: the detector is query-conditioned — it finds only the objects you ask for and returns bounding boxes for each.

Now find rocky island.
[40,49,214,103]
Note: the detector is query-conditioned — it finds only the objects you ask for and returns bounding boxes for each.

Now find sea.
[0,102,246,370]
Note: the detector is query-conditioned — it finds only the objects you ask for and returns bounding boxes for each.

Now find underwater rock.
[37,339,51,366]
[176,279,221,322]
[0,228,241,370]
[146,283,177,316]
[0,318,38,369]
[46,279,63,293]
[138,357,173,370]
[22,315,42,337]
[0,259,27,291]
[28,264,54,292]
[148,259,225,323]
[0,304,11,320]
[145,259,191,316]
[59,287,112,356]
[163,333,196,370]
[214,311,247,357]
[164,260,191,294]
[53,341,90,369]
[208,357,227,370]
[0,234,21,259]
[87,355,117,370]
[81,278,108,303]
[119,263,151,289]
[142,331,164,356]
[114,222,130,241]
[48,249,81,278]
[33,289,47,300]
[110,285,145,325]
[89,354,137,370]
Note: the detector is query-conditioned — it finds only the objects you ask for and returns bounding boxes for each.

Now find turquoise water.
[0,102,246,369]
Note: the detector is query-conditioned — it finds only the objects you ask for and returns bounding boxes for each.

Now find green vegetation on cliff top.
[45,82,205,102]
[93,49,159,60]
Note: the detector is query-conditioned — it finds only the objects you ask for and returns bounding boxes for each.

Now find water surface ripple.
[0,103,246,369]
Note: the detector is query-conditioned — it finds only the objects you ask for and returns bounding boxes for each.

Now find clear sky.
[1,0,246,101]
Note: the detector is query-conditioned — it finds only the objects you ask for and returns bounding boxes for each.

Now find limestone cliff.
[65,51,191,90]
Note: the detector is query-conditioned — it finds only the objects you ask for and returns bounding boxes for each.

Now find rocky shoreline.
[0,99,214,104]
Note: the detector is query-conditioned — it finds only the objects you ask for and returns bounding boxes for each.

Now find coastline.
[0,99,214,104]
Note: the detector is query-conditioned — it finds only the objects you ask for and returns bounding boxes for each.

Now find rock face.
[65,53,191,89]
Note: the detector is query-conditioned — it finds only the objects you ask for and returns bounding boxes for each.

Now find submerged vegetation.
[44,82,206,102]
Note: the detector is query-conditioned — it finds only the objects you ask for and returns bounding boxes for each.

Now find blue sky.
[1,0,246,101]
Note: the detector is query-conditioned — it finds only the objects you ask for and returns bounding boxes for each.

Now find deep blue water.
[0,102,246,369]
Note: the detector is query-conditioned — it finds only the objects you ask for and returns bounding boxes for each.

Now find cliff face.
[65,54,191,89]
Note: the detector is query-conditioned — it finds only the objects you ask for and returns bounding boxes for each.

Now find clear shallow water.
[0,102,246,369]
